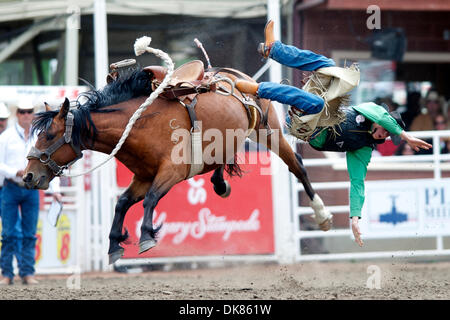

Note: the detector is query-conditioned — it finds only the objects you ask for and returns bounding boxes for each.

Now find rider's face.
[371,123,390,140]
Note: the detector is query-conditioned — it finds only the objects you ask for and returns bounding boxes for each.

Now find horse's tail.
[224,154,244,178]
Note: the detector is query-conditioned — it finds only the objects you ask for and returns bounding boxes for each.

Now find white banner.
[0,85,88,111]
[360,178,450,238]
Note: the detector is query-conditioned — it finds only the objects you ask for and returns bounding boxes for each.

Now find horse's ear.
[44,102,52,112]
[58,98,70,119]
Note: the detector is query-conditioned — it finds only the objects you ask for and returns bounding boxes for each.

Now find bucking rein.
[31,36,271,179]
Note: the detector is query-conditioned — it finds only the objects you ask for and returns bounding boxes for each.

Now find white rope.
[64,36,174,177]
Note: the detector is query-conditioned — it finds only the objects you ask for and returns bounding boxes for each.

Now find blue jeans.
[0,187,22,275]
[257,41,335,114]
[0,181,39,279]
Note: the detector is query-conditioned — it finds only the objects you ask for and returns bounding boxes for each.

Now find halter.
[27,112,83,176]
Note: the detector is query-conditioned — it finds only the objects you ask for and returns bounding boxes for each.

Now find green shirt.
[310,102,404,218]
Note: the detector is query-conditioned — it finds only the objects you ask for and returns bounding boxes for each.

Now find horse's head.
[23,98,83,189]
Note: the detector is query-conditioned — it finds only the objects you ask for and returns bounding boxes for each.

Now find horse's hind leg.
[139,165,185,254]
[108,177,151,264]
[211,166,231,198]
[251,103,332,230]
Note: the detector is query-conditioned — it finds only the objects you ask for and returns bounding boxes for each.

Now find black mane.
[32,69,152,148]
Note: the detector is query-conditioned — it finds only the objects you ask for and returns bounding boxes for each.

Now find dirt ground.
[1,260,449,300]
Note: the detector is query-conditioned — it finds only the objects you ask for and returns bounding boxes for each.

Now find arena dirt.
[1,261,449,300]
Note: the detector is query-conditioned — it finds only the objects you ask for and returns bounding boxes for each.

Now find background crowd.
[373,89,450,157]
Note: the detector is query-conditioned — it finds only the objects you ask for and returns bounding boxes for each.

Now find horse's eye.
[46,133,56,140]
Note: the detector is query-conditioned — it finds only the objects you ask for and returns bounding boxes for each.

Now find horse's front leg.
[139,165,184,254]
[108,177,150,264]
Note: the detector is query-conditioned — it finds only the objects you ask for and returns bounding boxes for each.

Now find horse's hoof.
[108,248,124,264]
[138,238,157,254]
[215,181,231,198]
[319,218,332,231]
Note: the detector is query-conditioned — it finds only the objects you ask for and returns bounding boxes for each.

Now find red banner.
[117,151,274,258]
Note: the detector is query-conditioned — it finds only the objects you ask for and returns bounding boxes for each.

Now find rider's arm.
[353,103,403,135]
[346,146,372,219]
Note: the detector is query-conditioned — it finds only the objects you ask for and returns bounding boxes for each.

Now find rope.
[64,36,174,177]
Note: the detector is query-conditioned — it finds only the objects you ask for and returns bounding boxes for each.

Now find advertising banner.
[360,178,450,238]
[35,208,77,269]
[117,151,275,258]
[0,85,87,109]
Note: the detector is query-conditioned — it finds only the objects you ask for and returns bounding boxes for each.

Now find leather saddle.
[145,60,204,86]
[106,59,263,132]
[107,59,216,100]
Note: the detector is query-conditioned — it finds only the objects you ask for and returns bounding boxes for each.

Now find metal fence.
[292,130,450,262]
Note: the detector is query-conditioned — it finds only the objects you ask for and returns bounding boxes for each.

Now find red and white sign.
[117,151,275,258]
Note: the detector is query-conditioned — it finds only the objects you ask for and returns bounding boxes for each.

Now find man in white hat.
[0,101,22,285]
[235,20,432,246]
[0,97,61,285]
[0,102,10,134]
[0,102,16,278]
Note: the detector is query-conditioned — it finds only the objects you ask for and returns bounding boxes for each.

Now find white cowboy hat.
[0,102,11,118]
[17,97,35,110]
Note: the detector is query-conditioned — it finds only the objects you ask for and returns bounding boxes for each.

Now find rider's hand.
[400,131,432,152]
[16,169,25,177]
[351,216,364,247]
[53,192,63,203]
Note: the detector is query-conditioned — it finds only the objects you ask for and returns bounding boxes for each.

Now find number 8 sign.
[35,219,43,263]
[57,214,71,264]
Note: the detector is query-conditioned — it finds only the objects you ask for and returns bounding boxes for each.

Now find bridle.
[27,111,83,176]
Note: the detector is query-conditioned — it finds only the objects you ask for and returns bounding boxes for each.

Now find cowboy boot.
[257,20,275,59]
[22,275,39,285]
[235,79,259,95]
[0,277,13,285]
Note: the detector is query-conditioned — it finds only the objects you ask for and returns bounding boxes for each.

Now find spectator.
[444,139,450,155]
[376,137,398,156]
[434,114,448,131]
[434,114,449,154]
[0,102,9,134]
[0,102,23,281]
[375,97,397,111]
[401,91,422,130]
[0,102,22,284]
[395,140,415,156]
[0,98,61,285]
[409,90,442,132]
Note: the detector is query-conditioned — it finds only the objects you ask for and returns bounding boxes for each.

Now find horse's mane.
[32,69,152,148]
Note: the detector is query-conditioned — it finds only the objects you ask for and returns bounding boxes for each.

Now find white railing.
[292,130,450,262]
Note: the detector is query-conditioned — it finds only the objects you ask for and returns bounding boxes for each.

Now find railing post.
[432,134,441,180]
[272,153,296,264]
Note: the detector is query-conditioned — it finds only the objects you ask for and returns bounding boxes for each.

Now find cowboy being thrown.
[235,20,432,246]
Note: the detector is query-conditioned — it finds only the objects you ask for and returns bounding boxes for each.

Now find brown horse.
[23,66,331,264]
